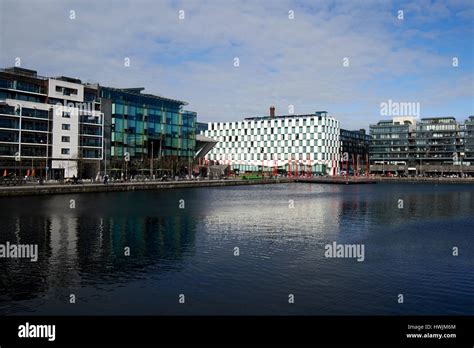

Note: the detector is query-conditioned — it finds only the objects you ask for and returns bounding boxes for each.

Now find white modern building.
[203,109,341,175]
[49,78,103,178]
[0,67,103,179]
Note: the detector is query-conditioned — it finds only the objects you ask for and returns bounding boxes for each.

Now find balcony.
[80,126,102,136]
[21,108,49,119]
[0,105,16,116]
[80,138,102,147]
[79,115,102,125]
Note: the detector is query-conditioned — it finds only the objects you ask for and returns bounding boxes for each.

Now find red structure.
[366,154,369,176]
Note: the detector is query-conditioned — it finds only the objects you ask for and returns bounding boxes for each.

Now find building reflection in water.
[0,194,197,314]
[0,184,472,315]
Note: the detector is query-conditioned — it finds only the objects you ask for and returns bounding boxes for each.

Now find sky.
[0,0,473,130]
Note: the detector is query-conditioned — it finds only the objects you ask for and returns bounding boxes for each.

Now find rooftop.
[1,67,49,80]
[421,117,456,121]
[54,76,82,84]
[244,111,330,121]
[101,86,188,106]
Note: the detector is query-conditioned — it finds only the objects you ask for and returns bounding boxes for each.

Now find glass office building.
[415,117,462,163]
[464,116,474,162]
[100,87,196,165]
[340,128,370,174]
[369,116,472,176]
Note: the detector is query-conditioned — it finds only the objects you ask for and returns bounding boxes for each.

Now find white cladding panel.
[204,115,341,175]
[48,79,84,102]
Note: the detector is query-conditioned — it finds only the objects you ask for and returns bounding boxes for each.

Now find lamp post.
[159,125,163,161]
[420,148,428,177]
[420,151,422,177]
[16,104,22,181]
[382,153,385,176]
[150,140,154,179]
[420,149,429,177]
[46,106,53,181]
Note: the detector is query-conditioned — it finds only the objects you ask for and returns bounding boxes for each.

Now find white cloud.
[0,0,472,130]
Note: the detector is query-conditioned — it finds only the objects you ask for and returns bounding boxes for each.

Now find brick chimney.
[270,106,275,118]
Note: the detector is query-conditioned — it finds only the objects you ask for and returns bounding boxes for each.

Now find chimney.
[270,106,275,118]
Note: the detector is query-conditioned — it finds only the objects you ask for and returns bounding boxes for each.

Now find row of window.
[0,79,47,94]
[111,147,194,158]
[208,152,338,161]
[55,86,78,96]
[209,117,339,130]
[213,145,337,154]
[206,125,338,137]
[211,139,338,149]
[211,133,337,144]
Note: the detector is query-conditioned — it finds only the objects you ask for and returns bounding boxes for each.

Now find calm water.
[0,183,473,315]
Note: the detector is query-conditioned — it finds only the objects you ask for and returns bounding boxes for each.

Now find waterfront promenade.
[0,178,292,197]
[0,175,473,197]
[0,177,474,197]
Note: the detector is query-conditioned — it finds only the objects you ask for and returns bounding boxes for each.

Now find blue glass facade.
[100,87,196,161]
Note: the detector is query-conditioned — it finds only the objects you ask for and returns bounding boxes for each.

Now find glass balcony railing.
[0,106,16,115]
[21,108,49,119]
[81,149,102,158]
[21,122,48,132]
[79,115,102,124]
[80,138,102,147]
[0,119,19,129]
[16,82,47,94]
[21,146,47,157]
[80,127,102,136]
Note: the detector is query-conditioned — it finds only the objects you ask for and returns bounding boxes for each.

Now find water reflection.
[0,193,197,314]
[0,183,472,315]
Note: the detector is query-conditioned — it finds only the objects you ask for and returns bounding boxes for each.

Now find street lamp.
[420,149,429,177]
[419,148,425,177]
[150,140,154,179]
[382,153,385,176]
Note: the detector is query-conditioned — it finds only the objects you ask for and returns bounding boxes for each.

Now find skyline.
[0,0,473,130]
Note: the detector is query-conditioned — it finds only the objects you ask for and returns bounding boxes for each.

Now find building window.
[63,88,78,96]
[62,112,71,118]
[62,136,70,142]
[61,148,70,155]
[62,124,70,130]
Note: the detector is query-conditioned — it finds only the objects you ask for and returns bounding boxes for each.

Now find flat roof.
[420,117,456,121]
[102,86,188,105]
[1,67,48,80]
[244,113,330,121]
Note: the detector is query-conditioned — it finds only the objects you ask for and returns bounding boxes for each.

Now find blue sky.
[0,0,473,130]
